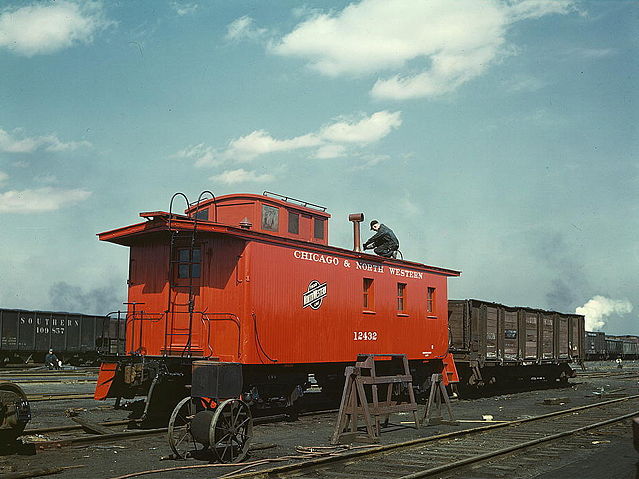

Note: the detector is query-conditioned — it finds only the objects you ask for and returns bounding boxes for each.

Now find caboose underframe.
[98,353,448,420]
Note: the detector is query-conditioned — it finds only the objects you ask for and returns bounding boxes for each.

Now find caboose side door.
[164,243,204,356]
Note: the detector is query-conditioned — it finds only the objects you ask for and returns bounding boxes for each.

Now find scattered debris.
[0,464,84,479]
[64,408,87,417]
[543,397,570,406]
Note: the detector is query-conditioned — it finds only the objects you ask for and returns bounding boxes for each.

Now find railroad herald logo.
[303,280,327,310]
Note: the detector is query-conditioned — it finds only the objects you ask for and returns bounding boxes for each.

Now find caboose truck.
[94,191,460,424]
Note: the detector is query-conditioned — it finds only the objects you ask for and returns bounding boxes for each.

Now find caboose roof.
[98,212,460,277]
[185,193,331,219]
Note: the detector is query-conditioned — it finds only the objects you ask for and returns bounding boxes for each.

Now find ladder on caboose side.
[164,192,214,357]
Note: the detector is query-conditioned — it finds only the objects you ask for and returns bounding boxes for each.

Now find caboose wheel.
[0,382,31,445]
[167,396,203,459]
[209,399,253,463]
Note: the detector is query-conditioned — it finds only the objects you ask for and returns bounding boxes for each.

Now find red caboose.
[95,192,460,419]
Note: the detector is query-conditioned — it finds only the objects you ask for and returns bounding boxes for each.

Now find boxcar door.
[524,311,538,360]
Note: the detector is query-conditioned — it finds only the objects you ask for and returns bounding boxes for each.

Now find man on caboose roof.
[363,220,399,258]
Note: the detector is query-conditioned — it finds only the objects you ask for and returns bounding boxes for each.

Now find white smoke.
[576,295,633,331]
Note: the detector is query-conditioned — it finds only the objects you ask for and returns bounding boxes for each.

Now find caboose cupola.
[185,191,331,245]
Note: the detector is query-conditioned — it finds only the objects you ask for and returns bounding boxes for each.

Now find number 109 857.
[353,331,377,341]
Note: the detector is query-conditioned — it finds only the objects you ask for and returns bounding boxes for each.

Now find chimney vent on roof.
[348,213,365,252]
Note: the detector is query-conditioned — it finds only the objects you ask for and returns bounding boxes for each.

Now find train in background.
[584,332,639,360]
[0,308,124,366]
[448,299,585,390]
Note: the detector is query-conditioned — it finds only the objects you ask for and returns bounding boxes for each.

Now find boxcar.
[94,191,461,419]
[449,299,584,389]
[0,308,123,365]
[585,331,607,360]
[605,338,624,359]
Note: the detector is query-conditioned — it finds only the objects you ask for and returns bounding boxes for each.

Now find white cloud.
[319,111,402,144]
[0,1,112,57]
[350,154,390,171]
[171,2,198,16]
[507,0,575,21]
[576,295,633,331]
[272,0,575,100]
[225,16,268,42]
[0,187,92,213]
[0,171,8,185]
[564,47,615,59]
[173,143,217,167]
[178,110,401,166]
[210,169,274,185]
[314,144,347,159]
[0,128,91,153]
[225,130,320,162]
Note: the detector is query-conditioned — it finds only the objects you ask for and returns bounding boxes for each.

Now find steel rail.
[224,394,639,478]
[33,427,168,449]
[26,393,95,402]
[23,419,139,435]
[397,410,638,479]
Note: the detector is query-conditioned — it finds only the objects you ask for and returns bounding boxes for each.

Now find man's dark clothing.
[364,224,399,258]
[45,353,60,370]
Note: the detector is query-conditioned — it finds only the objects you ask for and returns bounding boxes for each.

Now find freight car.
[585,331,606,360]
[448,299,585,390]
[605,338,624,359]
[606,335,639,360]
[583,333,639,360]
[94,191,460,421]
[0,308,124,366]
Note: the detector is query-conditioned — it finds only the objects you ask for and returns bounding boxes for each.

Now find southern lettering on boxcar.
[0,308,113,365]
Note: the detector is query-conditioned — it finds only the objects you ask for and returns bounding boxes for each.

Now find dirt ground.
[2,361,638,479]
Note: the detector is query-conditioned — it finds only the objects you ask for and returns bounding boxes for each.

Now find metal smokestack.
[348,213,365,252]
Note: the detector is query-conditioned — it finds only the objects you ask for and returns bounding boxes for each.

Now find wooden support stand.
[422,373,455,426]
[331,354,419,444]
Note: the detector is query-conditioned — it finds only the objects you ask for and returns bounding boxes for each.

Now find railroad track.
[223,395,639,479]
[26,392,95,402]
[0,367,99,375]
[3,378,97,385]
[576,370,639,380]
[0,370,98,384]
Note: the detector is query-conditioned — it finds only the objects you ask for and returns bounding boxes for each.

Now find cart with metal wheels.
[0,382,31,446]
[167,361,253,462]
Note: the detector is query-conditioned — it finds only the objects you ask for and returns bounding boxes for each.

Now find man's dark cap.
[370,220,379,230]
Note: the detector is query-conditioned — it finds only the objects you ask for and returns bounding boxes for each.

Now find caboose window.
[313,218,324,239]
[427,287,435,314]
[397,283,406,312]
[363,278,374,310]
[177,248,201,279]
[261,205,279,232]
[193,209,208,221]
[288,211,299,234]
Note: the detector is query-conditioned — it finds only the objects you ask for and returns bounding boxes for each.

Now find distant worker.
[363,220,399,258]
[616,357,623,369]
[45,349,61,370]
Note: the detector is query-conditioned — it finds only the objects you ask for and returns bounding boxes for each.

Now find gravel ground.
[1,361,638,479]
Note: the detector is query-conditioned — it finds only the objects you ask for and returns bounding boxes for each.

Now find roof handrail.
[262,191,327,212]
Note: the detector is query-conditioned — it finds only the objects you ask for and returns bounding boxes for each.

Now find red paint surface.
[99,194,460,370]
[94,362,118,400]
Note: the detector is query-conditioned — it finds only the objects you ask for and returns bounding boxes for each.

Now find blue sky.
[0,0,637,334]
